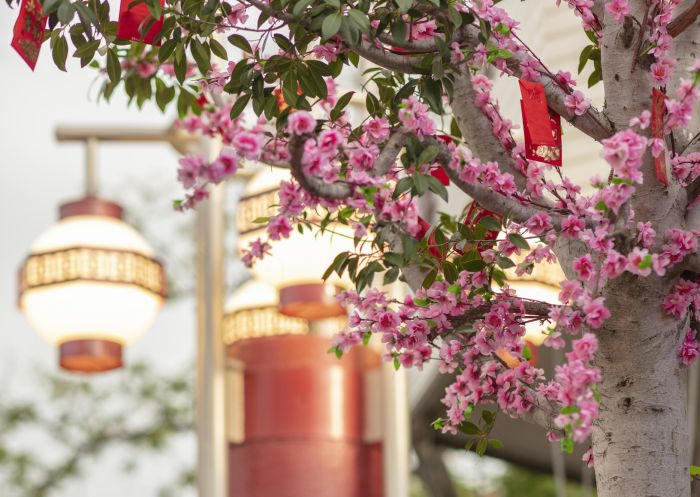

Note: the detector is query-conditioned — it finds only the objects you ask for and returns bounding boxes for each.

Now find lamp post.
[52,124,228,497]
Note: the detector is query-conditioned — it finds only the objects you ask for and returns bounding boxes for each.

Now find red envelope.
[519,80,562,167]
[519,80,556,146]
[11,0,47,70]
[651,88,669,186]
[117,0,164,45]
[521,101,563,167]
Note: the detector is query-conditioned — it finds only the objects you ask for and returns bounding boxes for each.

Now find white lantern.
[236,168,355,320]
[18,197,166,372]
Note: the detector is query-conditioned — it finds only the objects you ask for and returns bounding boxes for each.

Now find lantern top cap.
[59,196,123,220]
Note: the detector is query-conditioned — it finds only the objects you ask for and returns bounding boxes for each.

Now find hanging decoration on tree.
[116,0,164,45]
[519,80,562,167]
[416,201,501,261]
[652,88,669,186]
[11,0,47,70]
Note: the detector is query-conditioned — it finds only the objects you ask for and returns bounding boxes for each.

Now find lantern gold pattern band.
[222,306,307,344]
[17,247,166,301]
[236,188,282,235]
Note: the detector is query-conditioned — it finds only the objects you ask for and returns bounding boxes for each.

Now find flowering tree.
[7,0,700,494]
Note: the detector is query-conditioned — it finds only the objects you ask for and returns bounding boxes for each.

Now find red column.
[228,334,383,497]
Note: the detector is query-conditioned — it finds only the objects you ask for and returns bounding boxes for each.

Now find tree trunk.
[591,275,691,497]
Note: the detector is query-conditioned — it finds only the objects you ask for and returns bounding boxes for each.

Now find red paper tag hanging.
[651,88,669,186]
[11,0,47,70]
[117,0,165,45]
[519,80,562,167]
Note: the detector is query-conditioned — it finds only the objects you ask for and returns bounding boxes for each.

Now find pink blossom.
[136,61,157,78]
[363,117,390,143]
[267,215,293,240]
[526,212,553,235]
[287,111,316,135]
[564,91,591,116]
[679,330,700,366]
[233,132,263,160]
[605,0,629,21]
[573,255,595,281]
[450,42,465,65]
[318,129,345,154]
[582,297,610,329]
[568,333,598,362]
[177,154,205,189]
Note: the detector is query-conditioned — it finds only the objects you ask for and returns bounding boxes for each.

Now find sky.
[1,6,202,496]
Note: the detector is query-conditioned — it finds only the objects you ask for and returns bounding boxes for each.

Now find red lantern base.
[278,283,345,321]
[59,197,123,220]
[59,339,123,372]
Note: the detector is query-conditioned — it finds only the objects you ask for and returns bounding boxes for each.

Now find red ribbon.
[652,88,669,186]
[519,80,562,167]
[117,0,165,45]
[11,0,47,70]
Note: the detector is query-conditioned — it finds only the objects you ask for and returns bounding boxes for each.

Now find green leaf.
[477,216,501,232]
[522,343,532,361]
[73,39,99,59]
[347,9,370,34]
[42,0,64,15]
[395,0,411,13]
[463,259,486,272]
[560,437,574,454]
[393,176,413,199]
[227,33,252,54]
[393,356,401,370]
[383,267,400,285]
[209,38,228,59]
[322,13,343,40]
[578,45,593,74]
[417,145,439,165]
[330,91,354,121]
[458,421,481,435]
[52,35,68,71]
[191,39,211,74]
[322,251,350,281]
[587,67,602,88]
[413,173,429,195]
[173,45,186,83]
[327,345,343,358]
[229,93,250,119]
[426,175,448,202]
[106,47,121,83]
[292,0,312,17]
[57,0,74,23]
[507,233,530,250]
[159,39,178,63]
[475,437,488,456]
[496,256,515,269]
[155,83,175,111]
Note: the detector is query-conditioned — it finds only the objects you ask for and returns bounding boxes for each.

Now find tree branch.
[378,26,613,142]
[288,130,409,200]
[448,70,528,190]
[355,41,428,74]
[288,134,354,199]
[668,0,700,38]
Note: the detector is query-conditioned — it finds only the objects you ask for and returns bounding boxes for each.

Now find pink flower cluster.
[398,96,436,136]
[541,333,600,442]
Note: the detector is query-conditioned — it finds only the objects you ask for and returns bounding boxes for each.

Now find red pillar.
[228,334,383,497]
